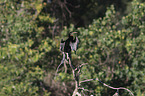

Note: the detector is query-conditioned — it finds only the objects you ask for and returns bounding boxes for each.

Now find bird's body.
[60,32,79,54]
[64,37,72,53]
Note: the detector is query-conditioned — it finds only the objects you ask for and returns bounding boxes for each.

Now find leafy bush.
[0,0,52,95]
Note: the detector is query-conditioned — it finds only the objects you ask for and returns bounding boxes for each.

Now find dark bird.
[60,32,79,68]
[60,32,79,56]
[55,32,79,75]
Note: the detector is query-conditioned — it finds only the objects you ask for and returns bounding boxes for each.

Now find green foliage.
[55,72,73,82]
[0,0,53,95]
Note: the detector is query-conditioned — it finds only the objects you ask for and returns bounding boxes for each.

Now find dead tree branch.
[80,78,134,96]
[55,56,134,96]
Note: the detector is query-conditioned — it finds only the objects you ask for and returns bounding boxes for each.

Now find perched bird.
[60,32,79,68]
[60,32,79,59]
[55,32,79,75]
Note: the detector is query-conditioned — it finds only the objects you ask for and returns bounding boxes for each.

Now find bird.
[60,32,79,58]
[60,32,79,68]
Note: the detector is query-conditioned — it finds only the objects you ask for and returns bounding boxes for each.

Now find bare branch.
[75,63,88,71]
[80,78,94,84]
[56,52,134,96]
[80,78,134,96]
[64,59,67,73]
[55,62,63,77]
[52,18,59,39]
[98,79,134,96]
[78,87,90,92]
[63,3,72,18]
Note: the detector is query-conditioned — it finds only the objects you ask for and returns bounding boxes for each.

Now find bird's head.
[68,32,77,37]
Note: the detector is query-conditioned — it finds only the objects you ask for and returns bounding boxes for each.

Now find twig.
[55,61,63,77]
[80,78,95,84]
[55,52,66,77]
[52,19,59,39]
[78,87,90,92]
[75,63,88,71]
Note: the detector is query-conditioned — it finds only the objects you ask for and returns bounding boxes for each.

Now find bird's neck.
[69,35,74,39]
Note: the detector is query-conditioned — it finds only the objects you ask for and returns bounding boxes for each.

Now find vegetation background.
[0,0,145,95]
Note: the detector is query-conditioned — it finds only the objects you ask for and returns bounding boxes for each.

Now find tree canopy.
[0,0,145,95]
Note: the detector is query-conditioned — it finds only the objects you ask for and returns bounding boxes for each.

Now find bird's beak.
[72,32,77,34]
[70,32,77,36]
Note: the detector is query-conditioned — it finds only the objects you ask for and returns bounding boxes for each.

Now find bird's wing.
[70,36,79,52]
[60,39,65,52]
